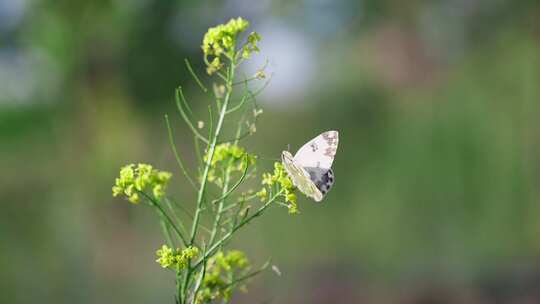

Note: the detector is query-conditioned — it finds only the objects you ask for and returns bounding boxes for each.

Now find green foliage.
[111,17,303,304]
[195,250,251,304]
[204,143,257,185]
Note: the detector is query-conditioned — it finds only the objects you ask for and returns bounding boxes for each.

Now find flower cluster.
[112,163,172,203]
[241,32,261,59]
[195,250,251,304]
[155,245,199,269]
[201,17,261,74]
[205,143,256,186]
[257,162,298,214]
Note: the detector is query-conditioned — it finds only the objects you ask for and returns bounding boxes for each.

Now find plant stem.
[181,56,237,304]
[193,189,284,270]
[165,114,198,190]
[209,166,230,246]
[160,220,174,247]
[140,192,188,247]
[189,58,236,246]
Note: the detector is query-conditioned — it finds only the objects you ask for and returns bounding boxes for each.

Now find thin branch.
[193,189,285,269]
[211,156,249,205]
[167,197,194,220]
[222,260,270,289]
[251,72,273,97]
[160,219,174,247]
[166,198,214,235]
[208,165,232,247]
[191,244,208,303]
[139,191,189,247]
[165,115,198,190]
[164,198,191,236]
[216,72,228,82]
[218,82,264,144]
[232,59,269,86]
[225,95,247,115]
[175,87,209,144]
[180,87,194,116]
[193,136,203,174]
[218,201,242,213]
[206,105,214,147]
[184,58,208,92]
[232,76,258,86]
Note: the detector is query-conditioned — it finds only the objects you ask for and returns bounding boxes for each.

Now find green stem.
[165,114,198,190]
[193,189,284,270]
[140,192,188,247]
[160,220,174,247]
[208,165,231,246]
[191,244,208,303]
[189,58,236,246]
[222,261,270,290]
[175,264,186,304]
[180,268,188,304]
[208,119,246,247]
[181,56,236,304]
[185,58,208,92]
[175,87,209,144]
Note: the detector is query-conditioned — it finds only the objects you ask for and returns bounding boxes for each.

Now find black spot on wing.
[304,167,335,196]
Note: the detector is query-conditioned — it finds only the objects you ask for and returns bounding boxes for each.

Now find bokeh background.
[2,0,540,303]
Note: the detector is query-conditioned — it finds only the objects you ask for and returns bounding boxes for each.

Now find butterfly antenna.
[287,143,290,152]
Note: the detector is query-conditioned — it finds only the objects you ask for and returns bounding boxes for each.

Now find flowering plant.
[112,17,300,303]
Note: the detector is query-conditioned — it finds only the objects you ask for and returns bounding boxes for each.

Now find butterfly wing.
[282,151,323,202]
[303,167,335,198]
[281,131,339,202]
[293,130,339,170]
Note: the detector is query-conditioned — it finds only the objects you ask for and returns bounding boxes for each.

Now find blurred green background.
[2,0,540,303]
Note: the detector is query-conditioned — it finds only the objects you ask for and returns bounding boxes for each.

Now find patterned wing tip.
[322,130,339,144]
[323,130,339,139]
[315,168,334,202]
[303,167,334,203]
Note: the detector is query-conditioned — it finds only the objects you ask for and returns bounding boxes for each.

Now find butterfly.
[281,130,339,202]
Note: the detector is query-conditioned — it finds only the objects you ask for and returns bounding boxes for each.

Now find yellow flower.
[254,70,266,79]
[152,184,165,199]
[201,17,262,75]
[128,192,140,204]
[112,185,123,197]
[112,163,172,204]
[288,202,299,215]
[256,188,267,202]
[279,176,293,190]
[155,245,200,269]
[205,144,256,186]
[259,161,299,214]
[285,192,297,204]
[156,245,175,268]
[157,171,172,183]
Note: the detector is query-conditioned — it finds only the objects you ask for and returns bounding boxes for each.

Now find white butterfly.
[282,130,339,202]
